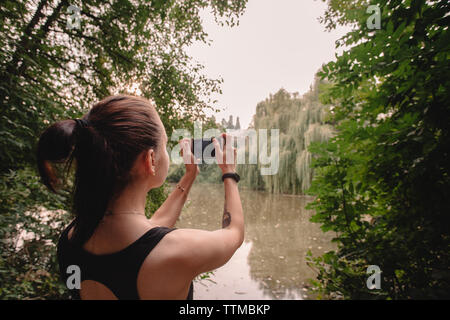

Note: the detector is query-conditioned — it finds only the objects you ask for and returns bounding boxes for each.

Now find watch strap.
[222,172,240,183]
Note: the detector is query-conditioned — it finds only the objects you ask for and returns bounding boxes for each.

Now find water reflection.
[173,182,335,300]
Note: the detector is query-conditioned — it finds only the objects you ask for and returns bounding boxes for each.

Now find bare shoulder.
[137,227,243,299]
[159,227,244,275]
[137,228,210,268]
[156,228,214,261]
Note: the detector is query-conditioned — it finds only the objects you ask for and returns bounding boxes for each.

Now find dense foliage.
[0,0,247,299]
[306,0,450,299]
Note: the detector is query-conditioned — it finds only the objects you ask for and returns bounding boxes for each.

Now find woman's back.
[58,214,194,300]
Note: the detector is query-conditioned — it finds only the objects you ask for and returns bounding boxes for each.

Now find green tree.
[238,78,334,194]
[0,0,248,299]
[306,0,450,299]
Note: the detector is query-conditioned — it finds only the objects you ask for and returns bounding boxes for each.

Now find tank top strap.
[126,226,176,262]
[103,226,177,299]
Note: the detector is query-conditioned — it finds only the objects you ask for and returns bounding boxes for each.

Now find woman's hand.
[212,133,237,174]
[179,138,200,177]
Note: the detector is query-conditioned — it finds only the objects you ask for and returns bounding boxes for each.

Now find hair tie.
[74,118,89,128]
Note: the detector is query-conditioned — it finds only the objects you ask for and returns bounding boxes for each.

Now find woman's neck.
[106,183,148,217]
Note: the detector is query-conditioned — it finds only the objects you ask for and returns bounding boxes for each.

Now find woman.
[37,95,244,300]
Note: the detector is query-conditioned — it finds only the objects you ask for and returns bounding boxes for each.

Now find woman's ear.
[145,149,156,176]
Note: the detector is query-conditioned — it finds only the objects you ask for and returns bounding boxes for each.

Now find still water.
[173,182,336,300]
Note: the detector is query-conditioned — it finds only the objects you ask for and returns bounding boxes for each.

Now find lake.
[172,182,336,300]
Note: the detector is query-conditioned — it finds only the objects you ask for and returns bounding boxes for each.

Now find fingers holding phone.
[212,133,237,174]
[179,138,199,175]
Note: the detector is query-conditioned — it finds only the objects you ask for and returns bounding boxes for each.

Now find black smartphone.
[190,136,225,161]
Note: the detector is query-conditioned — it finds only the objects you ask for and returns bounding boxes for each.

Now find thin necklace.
[105,210,146,216]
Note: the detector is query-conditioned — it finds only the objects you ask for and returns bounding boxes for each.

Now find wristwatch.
[222,172,240,183]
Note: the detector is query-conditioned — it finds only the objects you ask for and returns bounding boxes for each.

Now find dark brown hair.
[37,95,162,245]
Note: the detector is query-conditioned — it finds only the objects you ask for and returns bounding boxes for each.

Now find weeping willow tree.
[238,75,334,194]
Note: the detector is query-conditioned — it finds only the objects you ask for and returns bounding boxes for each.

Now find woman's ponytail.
[69,118,117,245]
[37,119,78,193]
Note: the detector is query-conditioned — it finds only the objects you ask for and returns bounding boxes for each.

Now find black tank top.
[57,220,194,300]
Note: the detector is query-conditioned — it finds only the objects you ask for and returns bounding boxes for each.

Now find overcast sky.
[186,0,350,129]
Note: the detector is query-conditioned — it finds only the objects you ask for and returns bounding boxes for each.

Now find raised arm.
[150,138,199,228]
[166,133,245,277]
[178,176,244,275]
